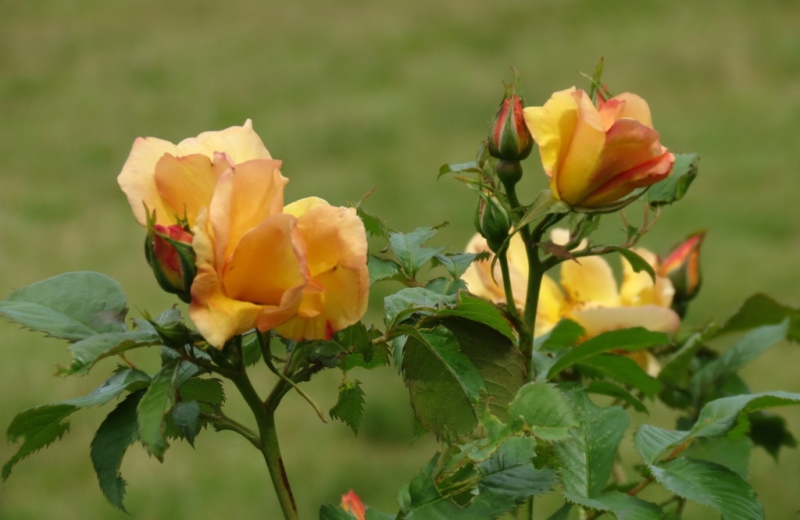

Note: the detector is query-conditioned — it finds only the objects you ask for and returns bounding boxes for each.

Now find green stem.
[232,368,298,520]
[498,252,517,313]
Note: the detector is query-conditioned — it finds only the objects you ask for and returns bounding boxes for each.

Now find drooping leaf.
[646,153,698,207]
[137,360,180,461]
[547,328,668,378]
[402,327,486,438]
[388,227,445,278]
[690,391,800,439]
[578,354,662,398]
[330,379,366,435]
[748,411,797,460]
[63,330,162,375]
[690,321,788,404]
[368,256,404,285]
[90,390,144,511]
[3,404,76,479]
[65,368,151,408]
[583,381,648,413]
[713,293,800,342]
[442,318,524,421]
[554,390,630,499]
[508,382,578,441]
[648,457,763,520]
[0,271,127,341]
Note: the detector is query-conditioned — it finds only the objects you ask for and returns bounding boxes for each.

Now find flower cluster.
[118,121,369,348]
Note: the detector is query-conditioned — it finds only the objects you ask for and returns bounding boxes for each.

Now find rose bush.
[118,121,369,347]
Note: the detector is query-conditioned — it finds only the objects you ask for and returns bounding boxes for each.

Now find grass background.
[2,0,800,518]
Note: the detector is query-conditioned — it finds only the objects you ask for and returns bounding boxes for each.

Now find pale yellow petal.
[462,234,505,303]
[153,153,220,227]
[560,256,620,307]
[534,274,566,337]
[118,136,180,226]
[569,305,680,338]
[175,120,273,164]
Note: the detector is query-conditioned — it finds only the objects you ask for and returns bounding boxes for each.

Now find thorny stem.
[231,350,299,520]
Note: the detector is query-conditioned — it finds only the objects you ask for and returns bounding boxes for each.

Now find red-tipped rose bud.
[474,194,511,253]
[660,231,705,317]
[340,490,366,520]
[145,224,196,303]
[488,78,533,164]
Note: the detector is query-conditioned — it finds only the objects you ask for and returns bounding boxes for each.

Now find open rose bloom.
[524,88,675,211]
[118,121,369,348]
[462,230,679,375]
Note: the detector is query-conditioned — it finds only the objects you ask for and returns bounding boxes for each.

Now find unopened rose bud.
[474,194,511,253]
[340,490,366,520]
[660,231,705,317]
[488,80,533,164]
[145,224,196,303]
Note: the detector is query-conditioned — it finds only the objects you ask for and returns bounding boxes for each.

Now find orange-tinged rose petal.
[606,93,654,128]
[288,200,367,275]
[276,257,369,341]
[579,150,673,208]
[119,136,182,226]
[569,305,680,339]
[222,213,307,306]
[560,256,620,307]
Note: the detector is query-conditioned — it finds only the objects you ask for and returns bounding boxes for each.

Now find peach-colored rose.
[524,88,674,210]
[118,122,369,348]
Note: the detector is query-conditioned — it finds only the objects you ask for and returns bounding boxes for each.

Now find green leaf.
[562,491,662,520]
[242,333,262,366]
[368,255,404,285]
[177,377,225,405]
[515,190,570,230]
[547,327,668,378]
[684,436,752,479]
[534,319,584,351]
[384,287,457,326]
[319,504,359,520]
[508,382,578,441]
[357,207,394,239]
[690,321,788,404]
[0,271,127,341]
[90,390,144,512]
[690,391,800,439]
[137,360,180,461]
[633,424,689,464]
[442,318,524,422]
[388,227,445,278]
[748,411,797,460]
[63,330,162,375]
[3,404,76,479]
[646,153,698,206]
[649,457,763,519]
[432,252,485,280]
[330,379,366,435]
[402,327,486,438]
[554,390,629,499]
[713,293,800,342]
[171,401,201,446]
[578,354,662,398]
[658,332,704,387]
[433,293,516,342]
[609,247,656,283]
[546,503,572,520]
[583,381,648,413]
[438,160,481,179]
[425,277,468,296]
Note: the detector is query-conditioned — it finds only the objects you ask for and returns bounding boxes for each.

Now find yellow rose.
[461,230,679,374]
[118,122,369,348]
[524,88,675,210]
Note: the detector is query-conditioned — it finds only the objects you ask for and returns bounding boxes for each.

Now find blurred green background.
[2,0,800,518]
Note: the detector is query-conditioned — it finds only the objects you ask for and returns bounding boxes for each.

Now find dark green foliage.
[330,379,366,435]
